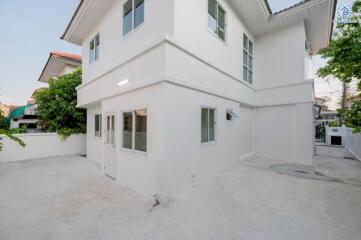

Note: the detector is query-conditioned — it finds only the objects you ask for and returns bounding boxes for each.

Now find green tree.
[0,109,25,151]
[318,0,361,131]
[34,68,86,138]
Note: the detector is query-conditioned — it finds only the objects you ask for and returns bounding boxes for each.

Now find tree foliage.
[318,0,361,89]
[34,68,86,138]
[0,110,26,151]
[318,0,361,132]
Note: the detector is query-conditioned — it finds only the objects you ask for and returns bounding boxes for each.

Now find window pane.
[209,109,215,142]
[208,14,217,33]
[243,51,248,66]
[243,34,248,50]
[123,112,133,149]
[248,70,253,84]
[134,0,144,29]
[249,56,253,70]
[135,110,147,152]
[201,108,209,143]
[218,26,225,41]
[111,115,115,144]
[208,0,217,18]
[218,6,225,28]
[217,6,225,41]
[95,35,99,60]
[249,41,253,55]
[89,39,94,63]
[107,116,110,144]
[243,66,248,82]
[123,0,133,36]
[95,115,100,136]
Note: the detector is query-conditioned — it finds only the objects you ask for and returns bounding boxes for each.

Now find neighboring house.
[38,51,81,83]
[345,94,361,109]
[0,103,18,118]
[62,0,336,198]
[8,101,39,131]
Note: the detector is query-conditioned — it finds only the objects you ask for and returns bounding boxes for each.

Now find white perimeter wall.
[0,133,86,162]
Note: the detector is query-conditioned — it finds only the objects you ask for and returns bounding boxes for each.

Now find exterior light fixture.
[118,79,129,86]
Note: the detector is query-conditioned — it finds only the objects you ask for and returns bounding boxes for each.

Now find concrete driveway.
[1,155,361,240]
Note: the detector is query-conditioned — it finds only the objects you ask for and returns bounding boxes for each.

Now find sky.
[0,0,80,105]
[0,0,356,107]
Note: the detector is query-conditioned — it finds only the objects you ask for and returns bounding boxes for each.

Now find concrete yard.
[1,154,361,240]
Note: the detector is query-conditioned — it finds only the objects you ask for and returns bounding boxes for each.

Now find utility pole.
[340,81,348,125]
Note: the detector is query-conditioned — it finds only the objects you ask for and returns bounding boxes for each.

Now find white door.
[104,114,116,179]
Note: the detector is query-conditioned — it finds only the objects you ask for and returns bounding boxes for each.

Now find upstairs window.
[95,114,102,137]
[123,0,145,37]
[201,108,216,144]
[89,34,100,63]
[243,34,253,84]
[208,0,226,41]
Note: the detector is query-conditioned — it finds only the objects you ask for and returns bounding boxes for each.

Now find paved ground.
[1,154,361,240]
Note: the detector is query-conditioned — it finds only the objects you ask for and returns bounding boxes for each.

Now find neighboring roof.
[38,51,81,83]
[6,104,33,123]
[51,51,81,62]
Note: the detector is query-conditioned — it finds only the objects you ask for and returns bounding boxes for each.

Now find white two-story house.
[62,0,336,198]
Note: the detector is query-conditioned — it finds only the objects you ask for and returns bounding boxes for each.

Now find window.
[95,114,102,137]
[123,0,145,37]
[106,115,115,145]
[89,34,100,63]
[208,0,226,41]
[243,34,253,84]
[201,108,215,144]
[122,110,147,152]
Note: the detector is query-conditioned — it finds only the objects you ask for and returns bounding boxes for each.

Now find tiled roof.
[50,51,81,62]
[270,0,311,15]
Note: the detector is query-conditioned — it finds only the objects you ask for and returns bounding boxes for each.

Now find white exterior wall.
[81,0,174,85]
[160,84,254,197]
[101,84,168,196]
[173,0,254,83]
[255,21,307,89]
[0,133,86,162]
[87,104,103,165]
[255,103,314,165]
[74,0,316,197]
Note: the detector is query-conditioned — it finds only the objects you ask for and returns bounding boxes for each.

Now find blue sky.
[0,0,355,106]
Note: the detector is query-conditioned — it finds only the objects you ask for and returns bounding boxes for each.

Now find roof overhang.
[38,52,82,83]
[61,0,115,45]
[227,0,337,54]
[62,0,337,53]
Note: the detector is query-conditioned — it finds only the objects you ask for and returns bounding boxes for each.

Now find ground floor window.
[201,107,215,143]
[106,115,115,145]
[95,114,102,137]
[122,110,147,152]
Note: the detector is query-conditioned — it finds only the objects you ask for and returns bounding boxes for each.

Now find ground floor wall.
[86,104,103,165]
[255,103,314,165]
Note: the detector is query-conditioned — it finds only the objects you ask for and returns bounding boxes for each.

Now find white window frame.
[207,0,227,42]
[95,114,102,137]
[243,34,253,84]
[121,109,147,153]
[122,0,145,38]
[89,34,100,63]
[201,107,216,145]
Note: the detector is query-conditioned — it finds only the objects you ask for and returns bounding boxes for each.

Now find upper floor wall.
[81,0,174,84]
[76,0,333,92]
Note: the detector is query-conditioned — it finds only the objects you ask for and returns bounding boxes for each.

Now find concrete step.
[315,145,355,159]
